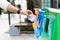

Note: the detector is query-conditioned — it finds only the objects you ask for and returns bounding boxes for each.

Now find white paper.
[28,14,36,22]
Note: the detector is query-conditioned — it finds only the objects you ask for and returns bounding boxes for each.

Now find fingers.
[20,10,33,17]
[26,10,33,15]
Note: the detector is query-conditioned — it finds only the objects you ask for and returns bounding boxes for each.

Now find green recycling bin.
[47,8,60,40]
[41,8,60,40]
[52,12,60,40]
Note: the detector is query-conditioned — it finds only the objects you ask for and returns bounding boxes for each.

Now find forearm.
[7,4,19,13]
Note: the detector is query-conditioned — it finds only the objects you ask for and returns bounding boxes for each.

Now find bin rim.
[47,8,60,14]
[39,9,45,12]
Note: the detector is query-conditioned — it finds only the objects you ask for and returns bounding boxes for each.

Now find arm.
[6,4,32,16]
[0,0,32,16]
[7,4,19,13]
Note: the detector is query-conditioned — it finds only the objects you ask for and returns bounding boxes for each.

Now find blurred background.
[0,0,60,40]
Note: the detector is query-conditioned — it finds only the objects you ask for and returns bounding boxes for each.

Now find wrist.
[17,9,20,14]
[17,9,22,14]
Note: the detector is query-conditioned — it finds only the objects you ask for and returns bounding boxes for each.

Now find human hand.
[20,10,33,16]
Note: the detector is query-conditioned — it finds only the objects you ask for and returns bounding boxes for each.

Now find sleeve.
[0,0,10,10]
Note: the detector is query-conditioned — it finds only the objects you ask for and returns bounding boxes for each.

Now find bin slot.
[45,18,49,33]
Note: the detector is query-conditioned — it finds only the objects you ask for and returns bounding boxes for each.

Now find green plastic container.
[47,8,60,40]
[52,13,60,40]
